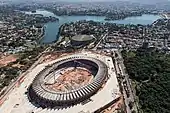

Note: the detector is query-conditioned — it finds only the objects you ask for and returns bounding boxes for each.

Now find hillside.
[122,48,170,113]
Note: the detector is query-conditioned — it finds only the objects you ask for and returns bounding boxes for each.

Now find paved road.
[93,34,107,50]
[114,50,138,113]
[114,53,131,113]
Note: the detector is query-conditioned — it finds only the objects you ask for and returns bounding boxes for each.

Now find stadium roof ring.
[28,56,108,108]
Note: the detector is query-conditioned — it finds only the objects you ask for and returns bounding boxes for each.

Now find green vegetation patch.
[122,48,170,113]
[0,46,46,92]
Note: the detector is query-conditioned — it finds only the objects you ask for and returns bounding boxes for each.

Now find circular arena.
[28,56,108,108]
[70,35,95,47]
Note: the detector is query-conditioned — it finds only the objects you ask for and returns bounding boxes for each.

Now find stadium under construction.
[0,51,121,113]
[28,56,108,108]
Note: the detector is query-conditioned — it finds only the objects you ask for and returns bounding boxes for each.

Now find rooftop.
[71,35,94,42]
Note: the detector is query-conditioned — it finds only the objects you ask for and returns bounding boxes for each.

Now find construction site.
[45,67,94,92]
[0,50,123,113]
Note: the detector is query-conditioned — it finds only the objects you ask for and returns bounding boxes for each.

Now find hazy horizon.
[2,0,170,3]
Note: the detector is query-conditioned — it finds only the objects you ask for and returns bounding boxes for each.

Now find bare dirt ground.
[102,96,125,113]
[40,51,84,64]
[0,54,18,67]
[41,52,75,64]
[46,68,93,92]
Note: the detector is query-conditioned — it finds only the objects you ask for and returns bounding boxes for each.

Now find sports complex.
[28,56,108,107]
[70,35,95,47]
[0,51,121,113]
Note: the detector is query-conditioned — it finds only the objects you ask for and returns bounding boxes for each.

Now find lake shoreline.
[24,10,161,44]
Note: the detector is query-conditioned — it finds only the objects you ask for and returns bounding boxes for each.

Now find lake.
[25,10,161,43]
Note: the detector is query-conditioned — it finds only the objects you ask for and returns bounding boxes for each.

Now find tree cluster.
[122,48,170,113]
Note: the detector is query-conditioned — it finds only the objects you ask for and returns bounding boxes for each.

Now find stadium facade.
[28,56,108,108]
